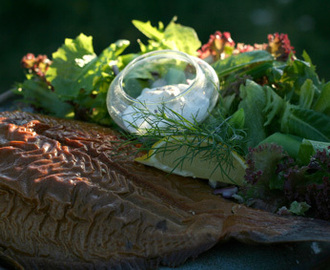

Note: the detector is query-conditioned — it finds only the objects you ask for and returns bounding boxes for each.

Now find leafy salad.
[13,18,330,221]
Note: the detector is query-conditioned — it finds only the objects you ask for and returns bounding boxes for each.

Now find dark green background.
[1,0,329,93]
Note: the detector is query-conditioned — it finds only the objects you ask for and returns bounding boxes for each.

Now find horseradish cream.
[122,83,210,133]
[106,50,219,133]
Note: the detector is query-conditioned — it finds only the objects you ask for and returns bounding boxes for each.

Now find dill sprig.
[112,102,247,182]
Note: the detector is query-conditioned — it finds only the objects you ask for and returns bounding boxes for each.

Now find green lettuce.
[44,34,129,125]
[132,17,201,56]
[313,81,330,115]
[212,50,274,79]
[281,104,330,142]
[238,80,267,148]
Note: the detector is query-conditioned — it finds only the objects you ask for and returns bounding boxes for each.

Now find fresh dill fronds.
[110,101,247,182]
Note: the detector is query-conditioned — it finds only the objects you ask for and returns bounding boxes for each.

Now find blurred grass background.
[1,0,329,93]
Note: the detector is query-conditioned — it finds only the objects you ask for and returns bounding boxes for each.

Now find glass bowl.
[106,50,219,133]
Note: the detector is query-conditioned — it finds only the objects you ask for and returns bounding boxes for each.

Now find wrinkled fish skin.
[0,111,330,270]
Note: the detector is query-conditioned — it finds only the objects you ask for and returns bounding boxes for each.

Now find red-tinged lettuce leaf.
[244,144,288,194]
[283,149,330,220]
[242,142,330,220]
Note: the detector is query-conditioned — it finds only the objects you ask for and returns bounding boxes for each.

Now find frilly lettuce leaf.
[132,17,201,56]
[46,34,129,99]
[46,33,96,99]
[45,34,129,125]
[289,201,311,216]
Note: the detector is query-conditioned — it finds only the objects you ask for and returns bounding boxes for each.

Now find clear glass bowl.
[106,50,219,133]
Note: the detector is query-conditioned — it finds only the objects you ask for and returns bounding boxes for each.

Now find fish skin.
[0,111,329,270]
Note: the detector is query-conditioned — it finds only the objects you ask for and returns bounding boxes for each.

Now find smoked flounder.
[0,111,329,269]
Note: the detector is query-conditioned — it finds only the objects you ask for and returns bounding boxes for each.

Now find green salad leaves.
[132,17,201,55]
[14,18,330,220]
[15,18,201,126]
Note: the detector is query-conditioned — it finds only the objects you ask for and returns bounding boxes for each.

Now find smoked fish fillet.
[0,111,329,269]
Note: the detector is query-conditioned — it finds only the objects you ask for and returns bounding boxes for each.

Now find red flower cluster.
[197,31,235,63]
[234,43,268,54]
[266,33,295,61]
[21,53,52,80]
[198,31,295,63]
